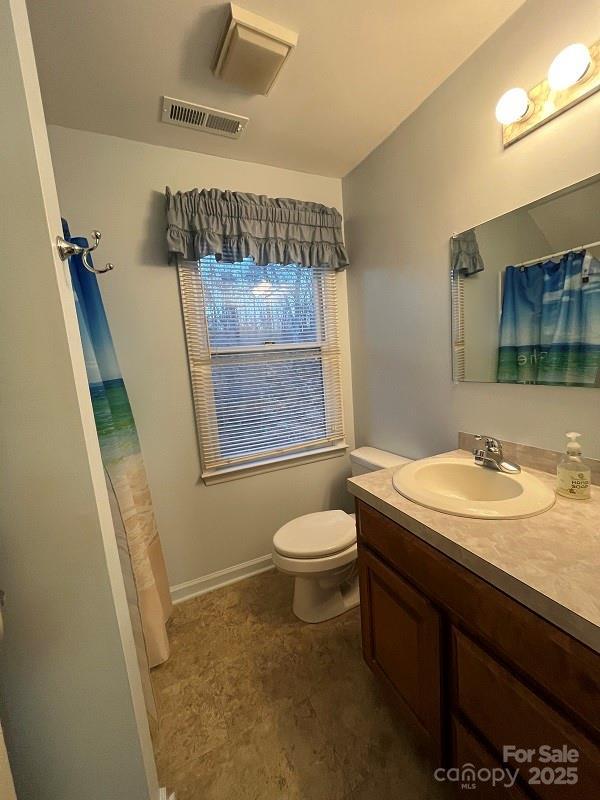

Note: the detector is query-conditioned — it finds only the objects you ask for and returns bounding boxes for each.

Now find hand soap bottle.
[556,432,591,499]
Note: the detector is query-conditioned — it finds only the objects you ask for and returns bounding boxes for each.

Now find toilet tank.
[349,447,411,476]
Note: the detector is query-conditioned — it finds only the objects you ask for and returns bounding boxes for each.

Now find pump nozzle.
[566,432,582,455]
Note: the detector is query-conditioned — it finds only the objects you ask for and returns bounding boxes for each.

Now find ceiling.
[528,178,600,255]
[27,0,525,177]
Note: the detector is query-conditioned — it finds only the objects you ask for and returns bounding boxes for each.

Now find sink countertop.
[347,449,600,653]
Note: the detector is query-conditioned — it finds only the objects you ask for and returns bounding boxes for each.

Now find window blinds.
[451,269,465,382]
[178,257,345,477]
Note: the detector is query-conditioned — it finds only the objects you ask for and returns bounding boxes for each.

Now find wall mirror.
[451,173,600,387]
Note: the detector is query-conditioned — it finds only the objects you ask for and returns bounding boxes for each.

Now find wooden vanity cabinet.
[356,500,600,798]
[359,546,443,759]
[451,716,530,800]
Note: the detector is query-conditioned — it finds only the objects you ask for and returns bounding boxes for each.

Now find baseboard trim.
[170,554,275,605]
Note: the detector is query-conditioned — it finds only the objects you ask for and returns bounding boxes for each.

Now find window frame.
[177,257,347,483]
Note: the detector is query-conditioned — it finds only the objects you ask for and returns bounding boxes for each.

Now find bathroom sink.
[392,457,555,519]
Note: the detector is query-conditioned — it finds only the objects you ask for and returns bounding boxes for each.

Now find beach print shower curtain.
[63,221,172,678]
[497,250,600,386]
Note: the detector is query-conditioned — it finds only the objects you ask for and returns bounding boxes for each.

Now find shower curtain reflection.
[497,250,600,386]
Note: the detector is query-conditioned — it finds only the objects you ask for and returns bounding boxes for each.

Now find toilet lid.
[273,510,356,559]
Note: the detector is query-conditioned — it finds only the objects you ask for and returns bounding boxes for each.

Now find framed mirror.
[451,173,600,387]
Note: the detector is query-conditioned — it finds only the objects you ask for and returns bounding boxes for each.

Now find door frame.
[1,0,159,796]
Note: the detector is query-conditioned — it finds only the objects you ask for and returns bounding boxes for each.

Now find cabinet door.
[452,716,530,799]
[359,544,442,756]
[452,628,600,800]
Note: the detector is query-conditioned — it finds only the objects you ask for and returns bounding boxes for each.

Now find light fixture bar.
[500,38,600,147]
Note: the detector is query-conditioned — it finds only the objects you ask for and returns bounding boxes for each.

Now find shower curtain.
[64,221,172,677]
[497,250,600,386]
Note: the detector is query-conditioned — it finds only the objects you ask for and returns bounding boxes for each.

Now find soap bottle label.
[557,469,591,499]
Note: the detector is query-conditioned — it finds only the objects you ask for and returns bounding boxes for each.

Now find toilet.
[272,447,411,623]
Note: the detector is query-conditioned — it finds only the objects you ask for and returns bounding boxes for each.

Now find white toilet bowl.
[272,510,358,623]
[272,447,411,623]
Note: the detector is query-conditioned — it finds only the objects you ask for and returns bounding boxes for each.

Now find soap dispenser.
[556,432,591,499]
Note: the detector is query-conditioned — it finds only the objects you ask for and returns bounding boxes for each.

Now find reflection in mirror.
[451,174,600,387]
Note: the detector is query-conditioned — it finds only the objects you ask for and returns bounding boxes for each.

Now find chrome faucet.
[473,436,521,474]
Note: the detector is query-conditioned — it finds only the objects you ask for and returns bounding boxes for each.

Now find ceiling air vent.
[161,96,248,139]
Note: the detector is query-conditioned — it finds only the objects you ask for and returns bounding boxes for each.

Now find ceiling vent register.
[161,96,248,139]
[214,3,298,95]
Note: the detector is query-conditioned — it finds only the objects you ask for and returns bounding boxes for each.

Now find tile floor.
[151,569,449,799]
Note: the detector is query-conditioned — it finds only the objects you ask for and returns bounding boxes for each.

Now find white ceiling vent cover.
[214,4,298,95]
[161,96,248,139]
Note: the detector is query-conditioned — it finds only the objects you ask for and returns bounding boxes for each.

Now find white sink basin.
[392,457,555,519]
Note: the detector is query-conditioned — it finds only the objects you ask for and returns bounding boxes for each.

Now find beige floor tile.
[168,698,359,800]
[346,767,453,800]
[151,570,446,800]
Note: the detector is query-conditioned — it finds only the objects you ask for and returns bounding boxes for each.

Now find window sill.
[201,442,349,485]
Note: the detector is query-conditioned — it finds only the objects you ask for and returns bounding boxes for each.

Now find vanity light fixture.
[497,38,599,147]
[547,43,592,91]
[495,88,531,125]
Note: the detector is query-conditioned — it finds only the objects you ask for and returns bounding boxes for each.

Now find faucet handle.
[474,435,502,453]
[473,435,520,474]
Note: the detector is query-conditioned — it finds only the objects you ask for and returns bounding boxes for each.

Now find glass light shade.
[548,43,591,91]
[495,88,530,125]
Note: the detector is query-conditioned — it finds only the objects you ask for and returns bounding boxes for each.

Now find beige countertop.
[347,449,600,653]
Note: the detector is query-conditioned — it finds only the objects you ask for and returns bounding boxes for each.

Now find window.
[178,256,345,480]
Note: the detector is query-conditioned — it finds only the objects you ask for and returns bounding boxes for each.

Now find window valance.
[165,187,349,270]
[451,229,484,276]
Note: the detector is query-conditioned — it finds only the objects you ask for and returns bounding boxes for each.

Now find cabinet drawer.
[452,628,600,799]
[358,545,442,756]
[357,501,600,739]
[452,716,530,799]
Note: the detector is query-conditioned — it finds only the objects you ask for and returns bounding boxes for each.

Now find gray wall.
[343,0,600,460]
[48,126,355,592]
[0,1,155,796]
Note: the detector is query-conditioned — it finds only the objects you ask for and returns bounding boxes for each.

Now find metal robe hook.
[56,229,115,274]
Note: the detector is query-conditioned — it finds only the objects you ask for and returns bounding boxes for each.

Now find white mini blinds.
[178,257,345,479]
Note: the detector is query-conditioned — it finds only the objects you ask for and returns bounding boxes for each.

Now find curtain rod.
[513,240,600,269]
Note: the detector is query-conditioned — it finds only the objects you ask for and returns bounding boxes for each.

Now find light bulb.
[495,88,531,125]
[548,43,591,91]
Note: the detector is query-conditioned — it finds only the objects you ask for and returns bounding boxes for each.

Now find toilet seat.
[273,510,356,559]
[271,446,410,623]
[271,509,359,622]
[272,541,357,575]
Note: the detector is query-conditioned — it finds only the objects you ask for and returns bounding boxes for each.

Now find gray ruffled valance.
[166,187,349,269]
[451,229,484,276]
